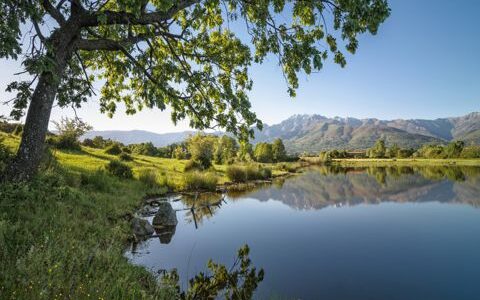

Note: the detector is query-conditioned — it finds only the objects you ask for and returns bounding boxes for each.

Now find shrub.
[106,160,133,179]
[460,146,480,158]
[138,169,158,187]
[82,138,96,148]
[226,165,272,182]
[184,159,204,172]
[50,117,91,150]
[104,143,123,155]
[226,166,247,182]
[46,134,81,151]
[121,146,132,154]
[259,167,272,179]
[119,152,133,161]
[183,171,218,191]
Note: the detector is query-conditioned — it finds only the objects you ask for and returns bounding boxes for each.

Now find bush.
[226,166,247,182]
[460,146,480,158]
[106,160,133,179]
[119,152,133,161]
[226,165,272,182]
[82,138,96,148]
[104,143,123,155]
[138,169,158,187]
[46,134,81,151]
[183,171,218,191]
[121,147,132,154]
[184,159,204,172]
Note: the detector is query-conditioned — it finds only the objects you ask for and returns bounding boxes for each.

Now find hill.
[253,112,480,153]
[82,112,480,153]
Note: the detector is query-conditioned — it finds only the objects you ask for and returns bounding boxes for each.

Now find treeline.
[319,139,480,160]
[83,133,295,165]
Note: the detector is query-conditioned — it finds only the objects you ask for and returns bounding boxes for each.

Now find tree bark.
[4,75,62,181]
[4,44,72,181]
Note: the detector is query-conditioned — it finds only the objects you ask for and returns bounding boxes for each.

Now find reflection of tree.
[180,193,226,227]
[228,166,480,210]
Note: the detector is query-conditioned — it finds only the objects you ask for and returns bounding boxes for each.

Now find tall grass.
[183,171,218,191]
[226,165,272,183]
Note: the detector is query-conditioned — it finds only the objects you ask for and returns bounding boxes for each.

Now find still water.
[127,166,480,299]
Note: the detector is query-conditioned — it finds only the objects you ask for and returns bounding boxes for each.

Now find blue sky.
[0,0,479,133]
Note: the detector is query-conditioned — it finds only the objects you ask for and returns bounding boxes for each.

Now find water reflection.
[128,165,480,300]
[154,225,177,244]
[223,166,480,211]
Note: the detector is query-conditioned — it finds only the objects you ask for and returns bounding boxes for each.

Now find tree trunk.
[4,50,70,181]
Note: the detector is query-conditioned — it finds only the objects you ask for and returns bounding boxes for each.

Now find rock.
[132,218,155,237]
[138,204,157,217]
[152,202,178,227]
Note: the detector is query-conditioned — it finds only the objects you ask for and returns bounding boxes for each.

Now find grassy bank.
[331,158,480,167]
[0,133,298,298]
[0,162,178,299]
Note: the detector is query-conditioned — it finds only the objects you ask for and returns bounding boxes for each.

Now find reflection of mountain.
[227,167,480,210]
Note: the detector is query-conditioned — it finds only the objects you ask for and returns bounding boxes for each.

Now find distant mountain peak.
[82,112,479,153]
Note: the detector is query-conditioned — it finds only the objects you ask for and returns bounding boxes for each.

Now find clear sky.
[0,0,479,133]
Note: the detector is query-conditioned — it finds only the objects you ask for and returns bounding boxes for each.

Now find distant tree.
[50,117,92,150]
[415,144,445,158]
[214,136,238,164]
[397,148,414,158]
[104,143,123,155]
[368,139,386,158]
[386,143,400,158]
[187,134,217,169]
[238,141,254,162]
[130,142,158,156]
[91,136,109,148]
[272,139,287,162]
[444,141,465,158]
[82,138,95,148]
[460,146,480,158]
[254,142,274,163]
[173,145,188,160]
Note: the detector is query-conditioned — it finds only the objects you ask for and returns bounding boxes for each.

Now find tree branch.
[41,0,66,25]
[79,0,199,27]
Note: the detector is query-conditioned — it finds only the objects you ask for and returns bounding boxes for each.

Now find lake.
[126,166,480,299]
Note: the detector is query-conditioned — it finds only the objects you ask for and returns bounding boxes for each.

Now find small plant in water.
[162,245,264,299]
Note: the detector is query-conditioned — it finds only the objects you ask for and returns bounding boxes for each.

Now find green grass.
[0,161,177,299]
[331,158,480,167]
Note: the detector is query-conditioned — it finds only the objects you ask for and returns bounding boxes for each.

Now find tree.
[129,142,158,156]
[386,143,399,158]
[444,140,465,158]
[214,135,238,164]
[49,117,92,150]
[368,139,386,158]
[254,142,274,163]
[187,133,216,169]
[2,0,390,180]
[272,138,287,162]
[237,141,253,162]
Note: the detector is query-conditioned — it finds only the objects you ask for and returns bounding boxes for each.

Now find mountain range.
[82,112,480,153]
